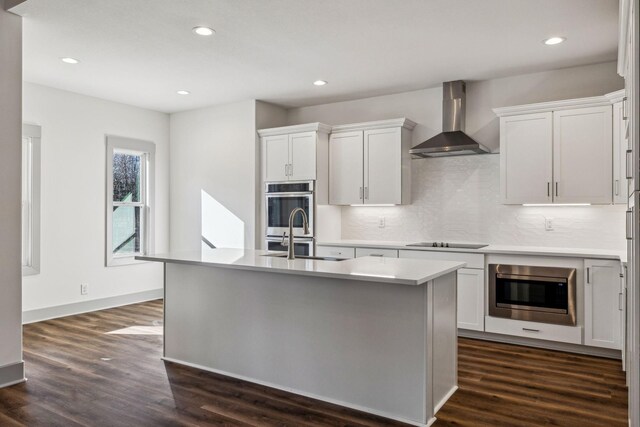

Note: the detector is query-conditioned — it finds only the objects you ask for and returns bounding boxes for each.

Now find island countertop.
[137,248,466,286]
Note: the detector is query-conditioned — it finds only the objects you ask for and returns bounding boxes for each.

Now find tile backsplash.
[341,155,627,250]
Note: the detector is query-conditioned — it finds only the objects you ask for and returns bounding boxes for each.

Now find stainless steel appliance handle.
[495,273,567,283]
[522,328,540,333]
[266,192,313,197]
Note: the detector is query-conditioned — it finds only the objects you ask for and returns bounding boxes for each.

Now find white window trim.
[22,124,41,276]
[106,135,155,267]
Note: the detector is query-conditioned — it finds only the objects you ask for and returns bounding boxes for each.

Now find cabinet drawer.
[355,248,399,258]
[485,316,582,344]
[398,250,484,269]
[316,246,355,259]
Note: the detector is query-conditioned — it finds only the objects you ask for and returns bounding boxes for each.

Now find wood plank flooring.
[0,300,628,426]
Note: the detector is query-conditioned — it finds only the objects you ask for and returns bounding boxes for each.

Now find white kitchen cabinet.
[584,259,623,349]
[259,123,331,183]
[264,134,290,182]
[355,247,398,258]
[609,93,628,204]
[315,245,355,259]
[499,112,553,204]
[553,106,613,204]
[494,97,614,205]
[329,131,364,205]
[398,249,485,331]
[329,118,415,206]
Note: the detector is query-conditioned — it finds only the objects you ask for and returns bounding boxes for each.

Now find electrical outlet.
[545,218,554,231]
[80,283,89,295]
[378,217,386,228]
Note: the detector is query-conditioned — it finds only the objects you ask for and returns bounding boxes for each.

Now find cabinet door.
[329,131,364,205]
[289,132,316,181]
[584,259,622,349]
[457,268,485,331]
[500,113,553,204]
[363,127,402,205]
[613,102,627,204]
[553,106,613,204]
[264,134,290,182]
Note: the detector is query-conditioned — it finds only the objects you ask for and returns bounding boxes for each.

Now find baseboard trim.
[434,385,458,415]
[0,361,25,389]
[162,356,431,427]
[459,329,622,359]
[22,289,163,324]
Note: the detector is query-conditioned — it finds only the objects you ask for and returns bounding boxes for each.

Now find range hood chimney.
[410,80,490,158]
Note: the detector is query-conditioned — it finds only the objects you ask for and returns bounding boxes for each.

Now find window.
[22,124,41,276]
[106,136,155,266]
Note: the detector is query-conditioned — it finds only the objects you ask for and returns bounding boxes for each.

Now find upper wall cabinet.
[606,90,629,204]
[494,95,617,205]
[259,123,331,182]
[329,118,415,205]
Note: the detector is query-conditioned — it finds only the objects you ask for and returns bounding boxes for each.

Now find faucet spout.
[287,208,310,260]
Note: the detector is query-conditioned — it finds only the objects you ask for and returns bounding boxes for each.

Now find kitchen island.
[137,248,465,426]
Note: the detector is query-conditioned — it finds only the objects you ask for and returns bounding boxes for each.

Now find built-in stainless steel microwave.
[265,181,314,238]
[489,264,577,326]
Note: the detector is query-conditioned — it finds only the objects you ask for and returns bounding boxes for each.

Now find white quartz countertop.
[317,240,627,263]
[136,248,466,286]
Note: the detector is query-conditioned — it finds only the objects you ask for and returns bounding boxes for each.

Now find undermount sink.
[262,253,347,262]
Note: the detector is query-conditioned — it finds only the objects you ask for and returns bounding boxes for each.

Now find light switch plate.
[378,217,386,228]
[545,218,554,231]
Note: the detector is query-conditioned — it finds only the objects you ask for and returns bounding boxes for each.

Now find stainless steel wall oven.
[489,264,577,326]
[265,181,315,255]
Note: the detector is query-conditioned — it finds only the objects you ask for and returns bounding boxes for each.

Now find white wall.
[287,61,627,250]
[0,0,24,372]
[22,83,170,313]
[170,100,259,252]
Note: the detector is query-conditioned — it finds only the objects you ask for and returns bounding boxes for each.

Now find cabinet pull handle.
[290,163,293,176]
[365,186,369,200]
[370,253,384,257]
[627,210,633,240]
[285,164,288,176]
[522,328,540,333]
[619,292,624,311]
[547,182,550,197]
[359,187,363,200]
[626,150,633,179]
[555,182,559,197]
[623,97,628,121]
[615,179,620,196]
[586,267,590,284]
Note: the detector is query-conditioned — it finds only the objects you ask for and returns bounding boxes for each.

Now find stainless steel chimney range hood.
[410,80,490,158]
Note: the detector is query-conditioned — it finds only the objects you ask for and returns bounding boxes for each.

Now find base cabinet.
[398,249,484,331]
[584,259,623,349]
[457,268,485,331]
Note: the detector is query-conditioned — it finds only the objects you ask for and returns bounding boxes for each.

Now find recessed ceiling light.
[543,36,566,46]
[192,26,215,36]
[313,80,328,86]
[177,90,190,95]
[60,57,80,64]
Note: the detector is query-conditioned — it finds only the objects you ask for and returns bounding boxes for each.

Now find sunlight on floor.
[106,326,163,335]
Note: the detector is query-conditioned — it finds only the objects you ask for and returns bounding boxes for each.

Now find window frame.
[22,124,41,276]
[106,135,155,267]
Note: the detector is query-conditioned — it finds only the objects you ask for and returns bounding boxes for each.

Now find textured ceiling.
[14,0,619,113]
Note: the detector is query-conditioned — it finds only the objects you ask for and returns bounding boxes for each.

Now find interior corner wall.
[0,1,24,375]
[169,100,259,252]
[21,83,170,314]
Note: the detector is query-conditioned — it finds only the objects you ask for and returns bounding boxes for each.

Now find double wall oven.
[265,181,315,256]
[489,264,577,326]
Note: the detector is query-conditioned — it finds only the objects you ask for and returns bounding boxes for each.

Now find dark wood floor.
[0,300,628,426]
